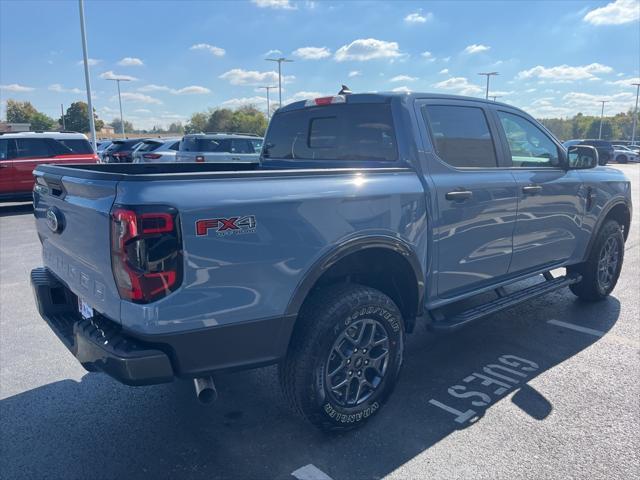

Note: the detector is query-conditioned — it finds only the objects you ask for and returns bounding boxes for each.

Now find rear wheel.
[616,154,628,164]
[569,220,624,301]
[279,284,404,431]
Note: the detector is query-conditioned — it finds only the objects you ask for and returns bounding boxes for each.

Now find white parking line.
[291,464,334,480]
[547,319,605,337]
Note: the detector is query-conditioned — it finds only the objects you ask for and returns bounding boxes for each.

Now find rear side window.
[422,105,497,168]
[250,139,263,152]
[497,111,559,168]
[263,103,397,162]
[14,138,53,159]
[181,137,231,152]
[231,139,255,154]
[139,142,162,152]
[169,142,180,151]
[56,138,93,154]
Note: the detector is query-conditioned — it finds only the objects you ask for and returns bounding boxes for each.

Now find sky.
[0,0,639,130]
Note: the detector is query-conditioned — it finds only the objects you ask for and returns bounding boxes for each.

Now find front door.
[0,138,15,196]
[492,109,584,274]
[416,100,519,298]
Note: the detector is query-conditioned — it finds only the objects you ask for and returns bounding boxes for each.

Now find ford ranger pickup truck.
[31,93,632,431]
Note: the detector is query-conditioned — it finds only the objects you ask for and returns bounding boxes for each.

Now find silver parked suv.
[176,133,263,163]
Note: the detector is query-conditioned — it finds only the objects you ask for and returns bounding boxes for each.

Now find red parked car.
[0,132,98,201]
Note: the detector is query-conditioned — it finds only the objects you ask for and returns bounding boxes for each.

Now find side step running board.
[429,274,580,332]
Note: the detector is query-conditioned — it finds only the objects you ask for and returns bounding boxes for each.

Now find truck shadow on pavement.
[0,202,33,217]
[0,291,620,480]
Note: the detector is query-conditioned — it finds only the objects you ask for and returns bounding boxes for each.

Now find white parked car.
[612,145,639,164]
[132,138,181,163]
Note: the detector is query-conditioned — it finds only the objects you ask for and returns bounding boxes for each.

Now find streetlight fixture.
[478,72,499,100]
[631,83,640,146]
[265,57,293,108]
[78,0,96,151]
[106,77,131,137]
[598,100,610,140]
[259,85,277,120]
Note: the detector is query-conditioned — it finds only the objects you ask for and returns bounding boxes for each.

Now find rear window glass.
[422,105,497,168]
[263,103,397,162]
[138,141,162,152]
[56,138,93,154]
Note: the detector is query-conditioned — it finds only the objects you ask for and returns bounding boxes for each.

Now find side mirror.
[566,145,598,170]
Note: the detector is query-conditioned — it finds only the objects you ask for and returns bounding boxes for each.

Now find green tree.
[60,101,104,133]
[167,122,184,134]
[110,118,134,134]
[5,99,55,130]
[185,112,208,133]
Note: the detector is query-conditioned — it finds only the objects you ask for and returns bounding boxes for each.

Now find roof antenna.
[338,84,352,95]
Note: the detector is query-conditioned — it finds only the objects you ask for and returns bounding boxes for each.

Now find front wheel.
[569,220,624,301]
[279,284,404,431]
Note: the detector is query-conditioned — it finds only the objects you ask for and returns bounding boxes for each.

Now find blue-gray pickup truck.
[31,93,631,431]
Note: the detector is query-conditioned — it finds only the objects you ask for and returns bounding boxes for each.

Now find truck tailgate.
[33,170,121,322]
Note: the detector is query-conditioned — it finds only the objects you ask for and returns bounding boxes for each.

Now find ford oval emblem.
[46,207,63,233]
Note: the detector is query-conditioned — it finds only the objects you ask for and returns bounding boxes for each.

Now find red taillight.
[314,96,333,105]
[305,95,347,107]
[143,153,162,160]
[195,155,205,162]
[110,206,182,303]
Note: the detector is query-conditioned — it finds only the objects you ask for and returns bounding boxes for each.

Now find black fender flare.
[583,200,631,261]
[284,235,425,320]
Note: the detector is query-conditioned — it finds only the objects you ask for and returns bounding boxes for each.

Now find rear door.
[12,138,56,194]
[492,108,584,273]
[0,138,16,195]
[415,100,519,298]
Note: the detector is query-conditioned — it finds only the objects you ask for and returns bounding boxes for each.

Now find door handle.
[522,185,543,194]
[445,190,473,201]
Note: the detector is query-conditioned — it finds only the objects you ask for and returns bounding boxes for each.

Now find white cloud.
[439,68,449,75]
[264,49,283,57]
[115,92,162,104]
[464,44,491,54]
[219,68,294,86]
[222,96,267,108]
[390,75,418,82]
[433,77,483,96]
[607,76,640,86]
[335,38,403,62]
[100,71,138,81]
[525,88,537,93]
[292,46,331,60]
[0,83,35,92]
[421,51,435,61]
[583,0,639,25]
[404,11,433,23]
[391,86,412,93]
[348,70,362,77]
[48,84,83,94]
[134,108,152,113]
[77,58,101,66]
[117,57,144,66]
[284,91,325,104]
[252,0,296,9]
[189,43,226,57]
[517,63,613,82]
[138,84,210,95]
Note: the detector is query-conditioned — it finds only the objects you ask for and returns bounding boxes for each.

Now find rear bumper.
[31,267,296,385]
[31,267,174,386]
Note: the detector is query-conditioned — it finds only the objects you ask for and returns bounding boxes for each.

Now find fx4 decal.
[196,215,257,236]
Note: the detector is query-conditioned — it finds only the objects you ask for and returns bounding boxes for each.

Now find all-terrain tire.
[279,283,404,432]
[569,220,624,301]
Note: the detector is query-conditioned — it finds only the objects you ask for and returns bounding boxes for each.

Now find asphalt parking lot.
[1,164,638,480]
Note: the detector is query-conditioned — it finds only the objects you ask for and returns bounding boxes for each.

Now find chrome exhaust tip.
[193,376,217,404]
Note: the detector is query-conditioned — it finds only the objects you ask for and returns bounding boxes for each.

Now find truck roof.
[279,92,515,112]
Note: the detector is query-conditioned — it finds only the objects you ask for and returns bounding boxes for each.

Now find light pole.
[259,85,277,119]
[106,77,130,137]
[478,72,499,100]
[491,95,501,102]
[78,0,96,151]
[631,83,640,145]
[598,100,610,140]
[265,57,293,108]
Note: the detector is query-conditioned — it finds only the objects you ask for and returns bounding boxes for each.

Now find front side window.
[263,103,397,162]
[497,111,560,168]
[422,105,498,168]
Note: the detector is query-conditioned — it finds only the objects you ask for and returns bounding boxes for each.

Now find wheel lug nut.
[365,360,369,365]
[357,370,362,376]
[346,359,351,364]
[348,370,353,375]
[362,348,367,353]
[354,348,358,352]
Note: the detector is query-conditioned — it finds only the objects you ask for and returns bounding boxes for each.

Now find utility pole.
[106,77,130,137]
[61,104,66,130]
[265,57,293,108]
[259,85,277,119]
[478,72,499,100]
[491,96,501,102]
[79,0,96,151]
[631,83,640,145]
[598,100,610,140]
